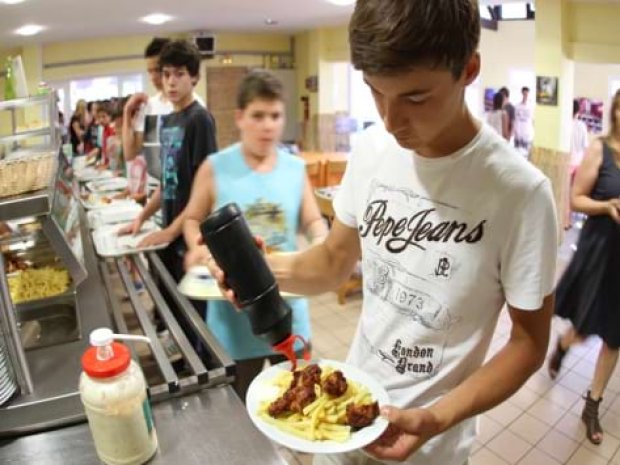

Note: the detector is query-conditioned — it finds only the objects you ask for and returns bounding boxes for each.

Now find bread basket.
[0,151,56,198]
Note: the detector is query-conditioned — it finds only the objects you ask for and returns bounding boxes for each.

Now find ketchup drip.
[272,334,311,370]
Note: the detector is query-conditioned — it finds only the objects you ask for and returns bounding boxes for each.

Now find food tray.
[80,192,136,210]
[74,167,113,182]
[91,221,168,257]
[87,203,143,229]
[85,177,129,193]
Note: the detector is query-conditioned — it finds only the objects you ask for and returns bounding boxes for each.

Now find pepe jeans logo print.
[358,199,486,253]
[358,182,480,379]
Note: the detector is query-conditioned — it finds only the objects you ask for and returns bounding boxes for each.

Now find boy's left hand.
[138,228,174,248]
[364,406,441,462]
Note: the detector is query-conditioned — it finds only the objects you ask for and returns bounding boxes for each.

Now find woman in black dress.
[548,90,620,445]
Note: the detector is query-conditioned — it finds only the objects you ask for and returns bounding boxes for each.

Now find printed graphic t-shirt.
[159,101,217,253]
[333,124,557,465]
[133,92,205,179]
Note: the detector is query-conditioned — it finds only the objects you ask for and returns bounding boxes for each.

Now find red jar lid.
[81,342,131,378]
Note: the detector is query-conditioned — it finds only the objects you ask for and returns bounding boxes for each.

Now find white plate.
[87,203,143,229]
[92,222,168,257]
[178,265,301,301]
[86,177,129,193]
[246,359,389,455]
[74,167,113,182]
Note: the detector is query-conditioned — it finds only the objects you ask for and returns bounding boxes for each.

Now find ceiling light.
[264,18,278,26]
[141,13,173,25]
[2,0,26,4]
[15,24,44,36]
[325,0,355,5]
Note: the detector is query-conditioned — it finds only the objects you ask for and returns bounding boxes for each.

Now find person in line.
[122,37,205,178]
[205,1,557,464]
[548,90,620,446]
[69,99,87,155]
[486,92,509,140]
[122,37,171,168]
[83,101,99,154]
[514,86,533,154]
[565,99,590,229]
[499,86,515,140]
[119,40,217,357]
[182,70,328,401]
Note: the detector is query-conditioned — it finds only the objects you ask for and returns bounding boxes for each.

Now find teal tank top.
[206,143,311,360]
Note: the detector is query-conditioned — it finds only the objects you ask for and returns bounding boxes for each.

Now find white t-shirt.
[333,124,557,465]
[132,91,206,133]
[514,103,533,142]
[570,118,589,168]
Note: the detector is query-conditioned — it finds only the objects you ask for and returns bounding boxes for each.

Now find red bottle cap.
[272,334,311,371]
[81,342,131,378]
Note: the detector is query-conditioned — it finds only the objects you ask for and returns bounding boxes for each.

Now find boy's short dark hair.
[112,108,124,120]
[97,101,111,115]
[237,71,283,110]
[159,39,201,78]
[145,37,171,58]
[499,87,510,98]
[522,86,529,93]
[349,0,480,78]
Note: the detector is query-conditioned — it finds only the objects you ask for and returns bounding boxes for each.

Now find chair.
[305,159,324,188]
[324,158,347,186]
[314,188,362,305]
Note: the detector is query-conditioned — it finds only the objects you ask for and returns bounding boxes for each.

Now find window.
[480,7,493,21]
[349,66,381,129]
[501,3,528,20]
[465,77,482,118]
[60,73,144,115]
[610,77,620,98]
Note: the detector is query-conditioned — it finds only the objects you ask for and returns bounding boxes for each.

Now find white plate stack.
[0,340,18,406]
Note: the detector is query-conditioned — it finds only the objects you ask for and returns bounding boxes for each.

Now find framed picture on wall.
[536,76,558,106]
[483,87,496,112]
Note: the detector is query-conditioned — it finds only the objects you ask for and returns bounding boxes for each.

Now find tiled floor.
[279,226,620,465]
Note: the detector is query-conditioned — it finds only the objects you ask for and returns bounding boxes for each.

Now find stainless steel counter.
[0,386,287,465]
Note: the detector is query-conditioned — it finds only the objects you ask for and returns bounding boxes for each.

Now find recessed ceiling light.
[141,13,173,25]
[2,0,26,4]
[325,0,355,5]
[264,18,278,26]
[15,24,44,36]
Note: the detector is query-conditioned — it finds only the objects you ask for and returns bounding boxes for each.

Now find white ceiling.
[2,0,619,49]
[0,0,354,48]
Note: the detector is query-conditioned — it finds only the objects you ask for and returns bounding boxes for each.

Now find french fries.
[257,365,376,442]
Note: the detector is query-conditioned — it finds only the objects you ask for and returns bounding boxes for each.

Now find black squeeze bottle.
[200,203,293,347]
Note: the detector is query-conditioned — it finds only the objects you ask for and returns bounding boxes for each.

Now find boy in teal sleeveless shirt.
[183,71,328,401]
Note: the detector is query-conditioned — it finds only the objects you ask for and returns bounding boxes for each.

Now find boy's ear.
[192,75,200,87]
[463,52,481,86]
[234,109,244,127]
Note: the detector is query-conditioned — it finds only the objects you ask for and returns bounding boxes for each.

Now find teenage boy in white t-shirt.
[204,1,557,464]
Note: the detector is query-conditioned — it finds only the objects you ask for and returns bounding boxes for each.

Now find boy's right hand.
[123,93,149,119]
[184,245,211,271]
[118,217,143,236]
